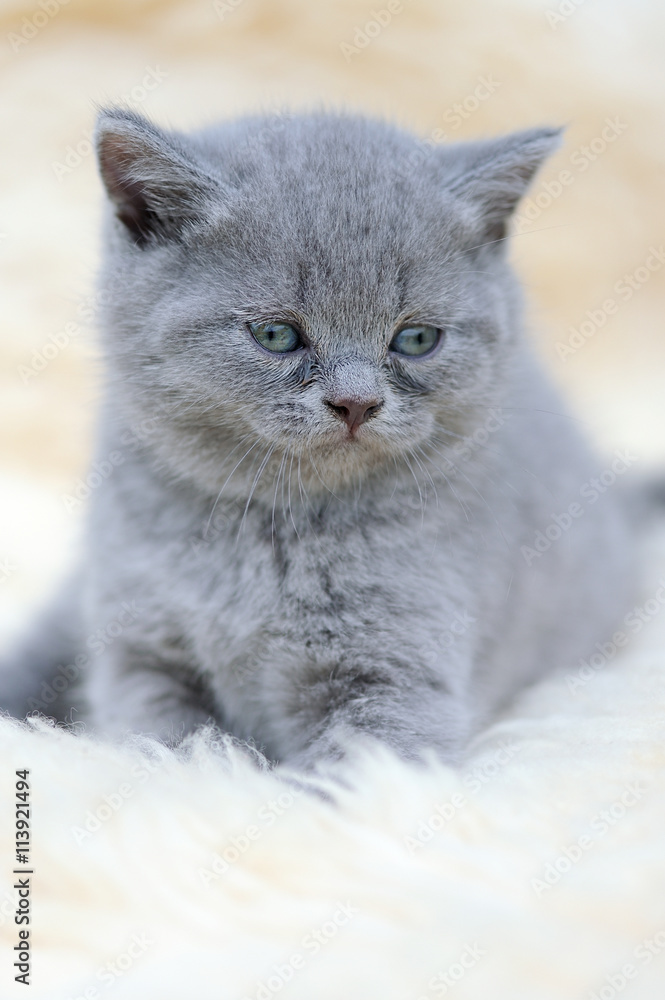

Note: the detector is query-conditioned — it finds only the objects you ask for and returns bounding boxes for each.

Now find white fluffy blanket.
[1,531,664,1000]
[1,2,665,994]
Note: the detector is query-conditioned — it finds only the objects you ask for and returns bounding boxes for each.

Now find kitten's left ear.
[442,127,563,244]
[95,107,221,248]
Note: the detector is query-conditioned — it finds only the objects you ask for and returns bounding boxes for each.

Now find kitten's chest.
[186,501,439,666]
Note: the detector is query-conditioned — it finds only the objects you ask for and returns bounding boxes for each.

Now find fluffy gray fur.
[0,107,637,767]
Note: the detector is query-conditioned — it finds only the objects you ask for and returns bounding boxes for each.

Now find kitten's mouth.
[330,423,378,448]
[339,426,364,443]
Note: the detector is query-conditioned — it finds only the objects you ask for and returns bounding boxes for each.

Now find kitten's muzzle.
[324,396,384,434]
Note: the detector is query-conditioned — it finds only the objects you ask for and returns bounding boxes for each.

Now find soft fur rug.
[1,529,664,1000]
[2,1,665,997]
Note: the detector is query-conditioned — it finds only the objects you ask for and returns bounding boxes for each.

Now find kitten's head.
[95,107,559,499]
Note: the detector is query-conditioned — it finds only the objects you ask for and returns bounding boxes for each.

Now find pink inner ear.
[97,132,154,244]
[98,133,135,201]
[98,134,144,207]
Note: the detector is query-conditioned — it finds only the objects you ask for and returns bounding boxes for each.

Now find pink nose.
[325,397,384,433]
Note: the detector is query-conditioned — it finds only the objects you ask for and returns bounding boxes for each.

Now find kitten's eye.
[249,321,303,354]
[390,324,441,358]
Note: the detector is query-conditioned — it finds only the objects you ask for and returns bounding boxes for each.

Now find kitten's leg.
[86,643,218,744]
[0,570,85,723]
[272,661,472,770]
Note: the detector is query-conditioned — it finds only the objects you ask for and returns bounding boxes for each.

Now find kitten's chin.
[292,431,426,494]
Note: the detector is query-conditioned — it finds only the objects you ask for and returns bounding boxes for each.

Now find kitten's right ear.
[95,108,218,248]
[440,126,563,245]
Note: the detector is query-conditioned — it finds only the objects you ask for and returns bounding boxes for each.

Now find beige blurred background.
[1,0,664,639]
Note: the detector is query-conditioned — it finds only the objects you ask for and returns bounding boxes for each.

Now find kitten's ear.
[442,127,563,244]
[95,107,219,248]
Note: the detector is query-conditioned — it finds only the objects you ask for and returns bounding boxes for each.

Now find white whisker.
[203,437,261,539]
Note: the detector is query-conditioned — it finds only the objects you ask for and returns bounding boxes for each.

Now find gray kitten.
[0,107,637,767]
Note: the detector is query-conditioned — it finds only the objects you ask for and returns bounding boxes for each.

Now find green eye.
[249,321,302,354]
[390,324,441,357]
